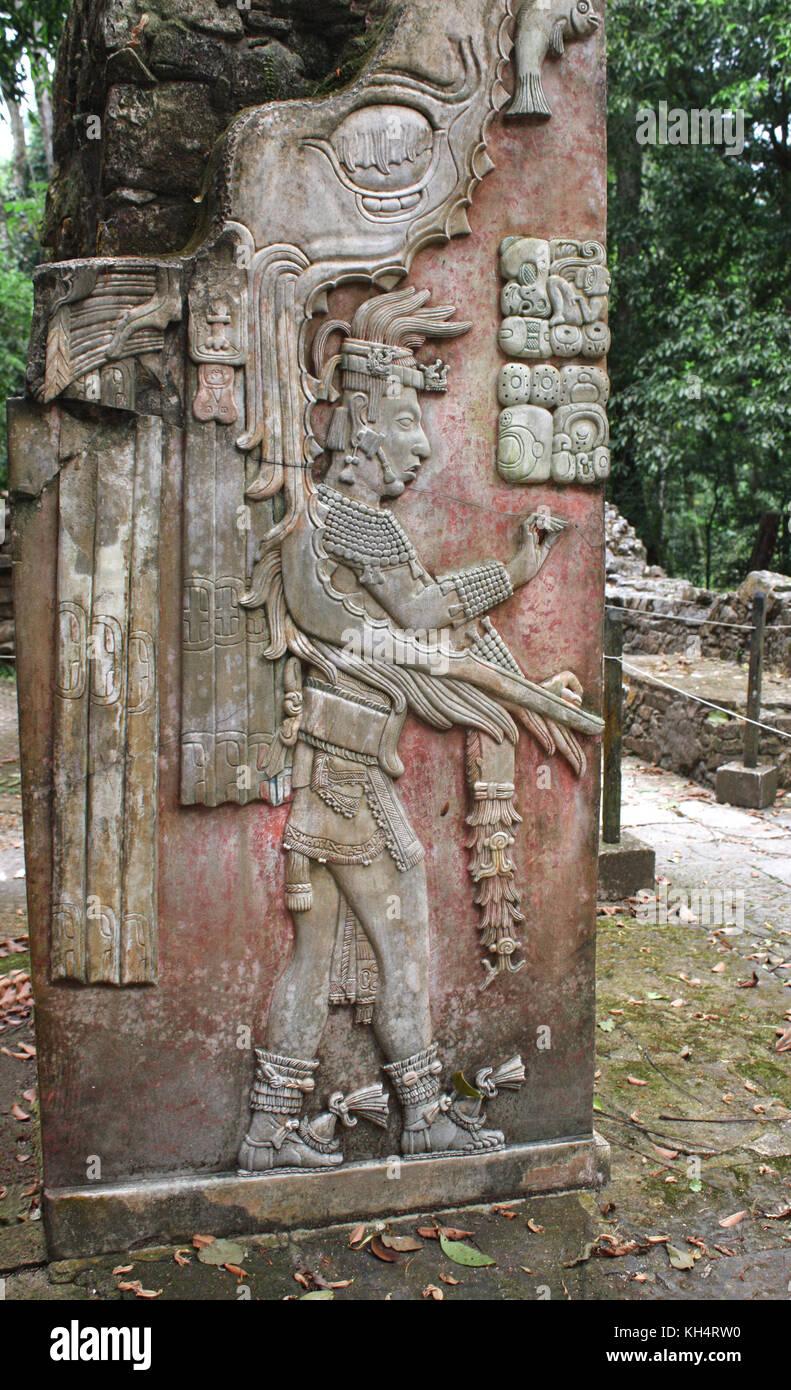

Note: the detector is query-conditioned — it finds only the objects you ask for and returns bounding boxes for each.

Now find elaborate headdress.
[313,286,471,425]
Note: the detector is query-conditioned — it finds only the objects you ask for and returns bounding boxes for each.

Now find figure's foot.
[401,1097,504,1157]
[238,1111,343,1173]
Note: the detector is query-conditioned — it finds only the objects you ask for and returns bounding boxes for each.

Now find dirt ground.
[1,675,790,1301]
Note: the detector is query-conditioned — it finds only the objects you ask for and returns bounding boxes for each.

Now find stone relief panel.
[34,261,182,407]
[12,0,604,1197]
[50,410,162,984]
[233,283,603,1171]
[496,237,610,485]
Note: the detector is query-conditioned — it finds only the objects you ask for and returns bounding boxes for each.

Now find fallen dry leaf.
[759,1204,791,1221]
[493,1204,518,1219]
[224,1264,248,1279]
[293,1270,312,1288]
[718,1211,747,1229]
[112,1264,134,1276]
[329,1279,354,1289]
[423,1284,443,1300]
[417,1224,473,1241]
[737,973,759,989]
[626,1076,648,1087]
[440,1273,460,1285]
[711,963,726,974]
[174,1250,190,1268]
[11,1103,29,1121]
[380,1233,423,1253]
[192,1234,215,1250]
[775,1028,791,1053]
[651,1143,679,1161]
[117,1279,162,1299]
[348,1223,366,1247]
[526,1219,544,1234]
[370,1236,402,1263]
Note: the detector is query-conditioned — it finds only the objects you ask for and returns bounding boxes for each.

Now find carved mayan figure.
[236,286,602,1172]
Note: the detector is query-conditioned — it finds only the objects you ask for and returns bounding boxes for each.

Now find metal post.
[602,613,623,845]
[743,592,766,769]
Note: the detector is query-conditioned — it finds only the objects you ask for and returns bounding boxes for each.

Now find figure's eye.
[397,417,415,429]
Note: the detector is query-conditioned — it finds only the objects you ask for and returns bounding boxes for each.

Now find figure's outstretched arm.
[371,511,567,631]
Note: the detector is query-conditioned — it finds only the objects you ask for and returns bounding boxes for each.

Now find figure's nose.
[414,428,430,458]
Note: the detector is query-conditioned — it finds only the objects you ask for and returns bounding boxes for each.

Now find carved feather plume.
[329,1084,390,1129]
[43,306,72,402]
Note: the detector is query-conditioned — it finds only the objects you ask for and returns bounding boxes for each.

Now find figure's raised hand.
[506,511,567,589]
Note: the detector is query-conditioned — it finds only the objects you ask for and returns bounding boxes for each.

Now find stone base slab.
[44,1133,610,1259]
[598,831,656,900]
[716,761,779,810]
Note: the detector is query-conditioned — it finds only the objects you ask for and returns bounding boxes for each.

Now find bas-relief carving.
[506,0,600,118]
[11,0,605,1172]
[496,239,611,485]
[498,236,611,362]
[235,286,602,1170]
[50,410,162,984]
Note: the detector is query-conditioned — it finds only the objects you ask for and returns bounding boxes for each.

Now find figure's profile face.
[377,387,431,497]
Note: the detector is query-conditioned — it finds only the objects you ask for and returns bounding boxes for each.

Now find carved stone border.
[43,1134,610,1259]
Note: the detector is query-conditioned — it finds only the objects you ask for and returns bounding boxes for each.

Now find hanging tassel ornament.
[465,731,527,990]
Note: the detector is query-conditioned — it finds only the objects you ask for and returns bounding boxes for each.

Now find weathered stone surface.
[44,1135,608,1259]
[44,0,393,260]
[103,84,231,197]
[621,655,791,790]
[597,832,656,901]
[15,0,608,1257]
[715,760,779,810]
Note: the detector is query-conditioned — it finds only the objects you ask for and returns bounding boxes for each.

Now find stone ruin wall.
[606,504,791,674]
[606,504,791,788]
[44,0,391,261]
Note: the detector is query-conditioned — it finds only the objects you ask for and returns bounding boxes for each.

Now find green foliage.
[608,0,791,588]
[0,167,46,484]
[0,1,69,88]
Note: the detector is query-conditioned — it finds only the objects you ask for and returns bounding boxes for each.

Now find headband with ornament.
[313,286,471,423]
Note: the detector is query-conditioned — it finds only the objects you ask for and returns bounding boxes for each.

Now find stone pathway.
[1,720,790,1300]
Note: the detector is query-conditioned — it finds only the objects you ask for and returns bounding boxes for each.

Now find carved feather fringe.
[43,306,72,402]
[330,1083,390,1129]
[487,1054,526,1092]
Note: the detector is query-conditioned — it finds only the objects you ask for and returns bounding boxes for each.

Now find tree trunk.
[31,53,55,177]
[747,510,781,575]
[1,81,32,195]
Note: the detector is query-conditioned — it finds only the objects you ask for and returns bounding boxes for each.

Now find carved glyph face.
[376,388,431,498]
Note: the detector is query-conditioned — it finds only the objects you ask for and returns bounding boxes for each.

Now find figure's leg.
[330,857,431,1060]
[238,863,343,1173]
[266,862,338,1057]
[330,858,504,1157]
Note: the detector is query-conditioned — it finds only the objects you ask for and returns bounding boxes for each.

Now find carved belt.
[300,679,390,763]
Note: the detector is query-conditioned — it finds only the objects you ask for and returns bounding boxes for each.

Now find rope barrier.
[604,654,791,742]
[606,603,791,633]
[605,604,754,631]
